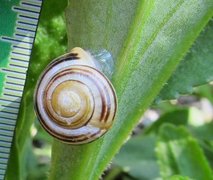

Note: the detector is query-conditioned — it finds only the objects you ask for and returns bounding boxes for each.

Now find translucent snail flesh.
[34,47,117,144]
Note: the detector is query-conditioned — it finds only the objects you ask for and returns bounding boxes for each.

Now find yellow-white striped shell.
[34,47,117,144]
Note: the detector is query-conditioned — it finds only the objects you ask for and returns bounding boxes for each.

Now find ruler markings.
[0,99,20,108]
[0,125,15,133]
[14,33,34,41]
[0,140,13,148]
[14,34,34,41]
[0,1,42,179]
[6,75,25,81]
[0,138,12,145]
[1,36,33,46]
[17,17,38,25]
[9,63,28,69]
[0,111,17,119]
[0,118,16,126]
[0,126,15,132]
[20,3,41,11]
[0,110,18,117]
[0,146,10,153]
[11,42,32,50]
[6,76,24,86]
[16,22,36,32]
[12,47,31,55]
[1,95,21,102]
[4,89,22,97]
[21,2,41,8]
[1,36,33,44]
[0,106,19,113]
[10,58,29,65]
[12,51,31,57]
[4,90,22,98]
[11,49,30,58]
[0,153,9,158]
[0,116,17,122]
[0,170,6,174]
[13,9,39,19]
[0,138,12,144]
[0,156,8,161]
[17,20,37,27]
[16,27,36,34]
[18,14,38,21]
[3,93,22,99]
[0,165,7,170]
[0,158,8,163]
[13,6,40,15]
[13,44,32,51]
[0,149,10,155]
[4,84,24,92]
[0,129,13,138]
[21,0,42,4]
[0,104,19,112]
[16,28,35,37]
[21,0,42,5]
[0,159,8,164]
[2,68,26,75]
[0,160,7,165]
[6,66,27,73]
[0,130,14,136]
[0,153,10,159]
[0,130,14,138]
[0,144,10,150]
[5,87,23,93]
[6,68,26,75]
[0,121,14,129]
[11,57,29,63]
[14,5,41,13]
[2,71,25,80]
[0,142,11,148]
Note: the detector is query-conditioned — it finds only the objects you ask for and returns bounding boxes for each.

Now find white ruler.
[0,0,42,179]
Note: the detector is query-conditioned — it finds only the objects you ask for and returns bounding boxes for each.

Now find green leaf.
[6,0,67,179]
[65,0,139,59]
[145,107,207,134]
[156,124,213,179]
[50,1,213,180]
[194,84,213,104]
[190,122,213,141]
[145,106,213,140]
[168,175,193,180]
[144,106,213,170]
[113,134,159,180]
[145,108,189,134]
[189,121,213,168]
[157,20,213,101]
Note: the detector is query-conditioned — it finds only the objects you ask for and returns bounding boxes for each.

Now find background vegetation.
[6,0,213,180]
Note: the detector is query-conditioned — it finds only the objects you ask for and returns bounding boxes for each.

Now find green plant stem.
[49,0,213,180]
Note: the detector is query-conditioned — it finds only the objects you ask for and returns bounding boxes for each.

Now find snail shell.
[34,47,117,144]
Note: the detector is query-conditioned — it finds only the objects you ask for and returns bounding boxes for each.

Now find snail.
[34,47,117,144]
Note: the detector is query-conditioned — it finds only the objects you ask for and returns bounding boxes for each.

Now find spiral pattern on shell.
[34,48,117,144]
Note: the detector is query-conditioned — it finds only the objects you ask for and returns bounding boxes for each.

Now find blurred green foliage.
[110,85,213,180]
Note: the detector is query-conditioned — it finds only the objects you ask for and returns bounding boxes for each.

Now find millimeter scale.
[0,0,42,179]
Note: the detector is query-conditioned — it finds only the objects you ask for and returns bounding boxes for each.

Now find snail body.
[34,47,117,144]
